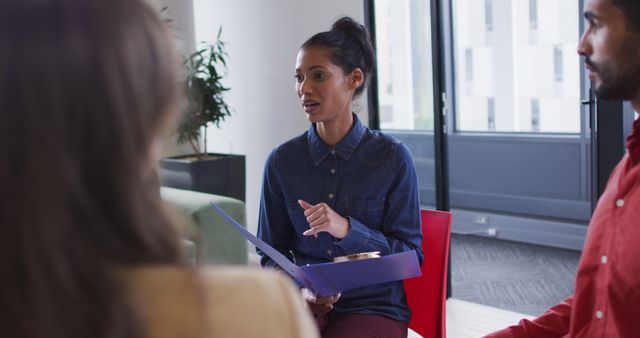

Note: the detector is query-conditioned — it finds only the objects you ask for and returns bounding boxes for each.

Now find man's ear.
[349,68,364,90]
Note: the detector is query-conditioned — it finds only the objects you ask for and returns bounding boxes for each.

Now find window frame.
[365,0,630,251]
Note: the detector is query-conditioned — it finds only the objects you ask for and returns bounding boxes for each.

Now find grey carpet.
[450,234,581,316]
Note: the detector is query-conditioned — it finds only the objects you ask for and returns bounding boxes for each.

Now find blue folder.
[210,202,421,297]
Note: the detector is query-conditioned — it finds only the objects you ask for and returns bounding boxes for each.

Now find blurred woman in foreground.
[0,0,317,337]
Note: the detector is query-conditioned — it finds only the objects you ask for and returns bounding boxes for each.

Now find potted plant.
[159,28,245,201]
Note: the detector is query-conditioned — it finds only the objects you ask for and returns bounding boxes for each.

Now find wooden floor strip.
[446,298,535,337]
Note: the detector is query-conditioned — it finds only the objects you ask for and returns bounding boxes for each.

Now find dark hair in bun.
[301,16,375,98]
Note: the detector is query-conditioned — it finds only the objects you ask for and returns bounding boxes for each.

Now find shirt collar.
[626,117,640,165]
[307,113,366,165]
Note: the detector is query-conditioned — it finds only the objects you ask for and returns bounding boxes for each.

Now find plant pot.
[158,153,245,201]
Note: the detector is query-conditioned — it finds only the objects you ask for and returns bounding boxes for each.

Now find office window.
[485,0,493,32]
[529,0,538,30]
[367,0,593,256]
[487,97,496,131]
[531,98,540,132]
[554,45,564,82]
[453,0,580,133]
[373,0,434,130]
[465,48,473,82]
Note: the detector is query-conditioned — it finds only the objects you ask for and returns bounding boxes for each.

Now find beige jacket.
[124,265,319,338]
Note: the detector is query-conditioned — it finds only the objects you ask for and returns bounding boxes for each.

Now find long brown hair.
[0,0,182,337]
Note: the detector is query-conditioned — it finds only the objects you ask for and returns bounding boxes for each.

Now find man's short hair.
[613,0,640,32]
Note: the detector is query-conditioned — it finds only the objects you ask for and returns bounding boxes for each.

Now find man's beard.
[589,41,640,101]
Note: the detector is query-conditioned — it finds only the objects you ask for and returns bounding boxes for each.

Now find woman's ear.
[349,68,364,90]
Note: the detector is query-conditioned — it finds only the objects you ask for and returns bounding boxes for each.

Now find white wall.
[193,0,367,232]
[146,0,197,157]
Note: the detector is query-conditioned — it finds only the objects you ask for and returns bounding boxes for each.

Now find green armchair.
[160,187,248,265]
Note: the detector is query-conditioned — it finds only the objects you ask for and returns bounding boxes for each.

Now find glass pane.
[374,0,437,208]
[374,0,434,131]
[453,0,580,133]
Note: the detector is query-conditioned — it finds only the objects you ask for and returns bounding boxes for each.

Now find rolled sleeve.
[333,216,372,253]
[485,296,573,338]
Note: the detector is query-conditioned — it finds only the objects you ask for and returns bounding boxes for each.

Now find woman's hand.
[301,288,341,316]
[298,200,350,239]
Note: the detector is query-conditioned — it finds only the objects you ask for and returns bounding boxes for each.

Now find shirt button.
[616,198,625,207]
[596,310,604,319]
[330,149,336,155]
[601,255,608,264]
[327,250,332,256]
[330,168,336,174]
[328,193,334,199]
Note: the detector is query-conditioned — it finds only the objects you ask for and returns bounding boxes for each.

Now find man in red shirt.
[487,0,640,337]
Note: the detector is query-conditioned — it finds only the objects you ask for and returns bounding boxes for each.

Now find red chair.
[404,209,452,338]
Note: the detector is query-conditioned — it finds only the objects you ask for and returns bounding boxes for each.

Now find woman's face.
[294,47,362,124]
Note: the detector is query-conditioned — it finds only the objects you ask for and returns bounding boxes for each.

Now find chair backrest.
[404,209,452,338]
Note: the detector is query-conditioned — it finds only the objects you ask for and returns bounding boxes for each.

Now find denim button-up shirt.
[258,114,422,323]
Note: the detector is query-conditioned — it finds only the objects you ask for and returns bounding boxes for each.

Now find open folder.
[210,203,421,297]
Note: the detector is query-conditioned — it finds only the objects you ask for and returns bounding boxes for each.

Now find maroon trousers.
[315,313,408,338]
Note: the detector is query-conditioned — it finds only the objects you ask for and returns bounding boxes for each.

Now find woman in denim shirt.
[258,17,423,338]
